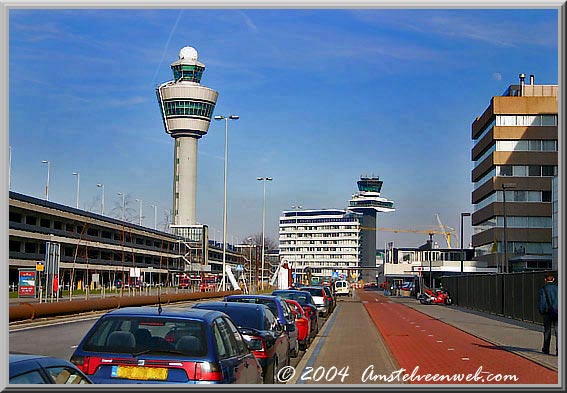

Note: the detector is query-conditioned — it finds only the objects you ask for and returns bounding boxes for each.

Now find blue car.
[9,354,92,384]
[70,306,263,384]
[223,295,299,358]
[192,302,290,384]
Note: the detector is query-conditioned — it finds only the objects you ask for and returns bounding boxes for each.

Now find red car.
[284,299,311,351]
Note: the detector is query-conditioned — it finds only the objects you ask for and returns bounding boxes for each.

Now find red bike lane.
[358,290,558,385]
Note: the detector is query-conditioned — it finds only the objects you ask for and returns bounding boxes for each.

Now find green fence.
[441,270,557,325]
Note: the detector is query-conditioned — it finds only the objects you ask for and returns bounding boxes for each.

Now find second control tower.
[347,176,395,282]
[156,46,219,227]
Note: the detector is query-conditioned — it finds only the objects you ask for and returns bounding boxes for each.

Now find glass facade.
[172,64,204,83]
[164,100,215,119]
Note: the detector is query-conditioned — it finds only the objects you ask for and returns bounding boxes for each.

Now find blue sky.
[7,8,559,248]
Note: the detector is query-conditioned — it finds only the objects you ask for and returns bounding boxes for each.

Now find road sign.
[235,264,243,272]
[331,271,339,279]
[35,261,44,272]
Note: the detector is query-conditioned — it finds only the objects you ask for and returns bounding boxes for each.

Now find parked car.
[9,354,92,384]
[271,290,319,339]
[70,306,263,384]
[334,280,351,297]
[318,285,336,313]
[300,287,333,317]
[223,295,299,358]
[192,302,290,384]
[283,299,311,351]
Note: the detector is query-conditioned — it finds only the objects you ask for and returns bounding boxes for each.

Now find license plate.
[111,365,168,381]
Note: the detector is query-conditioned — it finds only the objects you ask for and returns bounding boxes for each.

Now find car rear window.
[274,292,310,304]
[81,316,207,357]
[303,288,324,297]
[212,307,263,330]
[226,298,278,317]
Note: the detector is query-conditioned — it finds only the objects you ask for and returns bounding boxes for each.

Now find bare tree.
[244,233,277,251]
[109,193,137,223]
[159,209,173,233]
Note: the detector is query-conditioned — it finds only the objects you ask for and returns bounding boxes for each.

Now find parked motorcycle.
[417,288,452,305]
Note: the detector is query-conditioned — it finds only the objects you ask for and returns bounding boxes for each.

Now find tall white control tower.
[156,46,219,228]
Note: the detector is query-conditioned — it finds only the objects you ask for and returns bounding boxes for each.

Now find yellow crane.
[360,226,456,247]
[435,213,455,249]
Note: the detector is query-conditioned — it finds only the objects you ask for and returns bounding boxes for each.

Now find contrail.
[151,9,184,85]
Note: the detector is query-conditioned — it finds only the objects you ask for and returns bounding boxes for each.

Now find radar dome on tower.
[179,46,198,61]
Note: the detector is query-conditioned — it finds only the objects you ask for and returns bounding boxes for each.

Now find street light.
[72,172,80,209]
[502,183,516,273]
[117,192,125,221]
[97,184,105,215]
[258,177,273,289]
[41,160,50,201]
[150,204,158,230]
[135,198,143,226]
[460,212,471,274]
[214,114,239,291]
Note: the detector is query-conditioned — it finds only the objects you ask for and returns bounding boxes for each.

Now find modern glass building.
[471,74,558,272]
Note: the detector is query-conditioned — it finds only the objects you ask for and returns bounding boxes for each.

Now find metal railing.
[441,270,557,325]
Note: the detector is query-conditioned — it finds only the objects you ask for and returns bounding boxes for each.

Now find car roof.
[193,301,269,312]
[9,353,47,363]
[102,306,224,322]
[225,294,279,301]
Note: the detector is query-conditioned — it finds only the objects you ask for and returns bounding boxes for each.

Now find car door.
[222,317,262,384]
[279,299,298,347]
[212,318,240,383]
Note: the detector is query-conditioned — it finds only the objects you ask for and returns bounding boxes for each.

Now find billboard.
[18,269,36,298]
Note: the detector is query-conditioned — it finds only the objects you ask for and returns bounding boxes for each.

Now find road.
[9,299,331,367]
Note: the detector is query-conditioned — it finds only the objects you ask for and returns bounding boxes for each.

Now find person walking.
[538,273,558,355]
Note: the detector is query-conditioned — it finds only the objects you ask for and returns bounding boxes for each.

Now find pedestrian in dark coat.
[538,273,558,355]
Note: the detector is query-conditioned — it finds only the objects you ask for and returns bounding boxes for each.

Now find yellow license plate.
[113,365,169,381]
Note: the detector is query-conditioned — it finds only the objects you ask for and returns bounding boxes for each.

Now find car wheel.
[265,360,276,384]
[290,337,299,358]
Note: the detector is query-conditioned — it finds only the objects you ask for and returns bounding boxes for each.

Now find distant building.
[471,73,558,272]
[383,240,494,289]
[279,209,361,283]
[278,176,394,283]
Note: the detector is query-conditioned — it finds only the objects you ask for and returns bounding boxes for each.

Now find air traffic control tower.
[156,46,219,230]
[347,176,395,282]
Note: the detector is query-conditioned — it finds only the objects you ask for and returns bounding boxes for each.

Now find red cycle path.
[359,290,558,385]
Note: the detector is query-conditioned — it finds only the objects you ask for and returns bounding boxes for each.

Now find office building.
[471,73,558,272]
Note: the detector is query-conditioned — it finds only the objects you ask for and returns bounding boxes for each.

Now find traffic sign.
[35,261,44,272]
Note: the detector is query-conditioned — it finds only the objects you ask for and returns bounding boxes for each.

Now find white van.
[334,280,351,296]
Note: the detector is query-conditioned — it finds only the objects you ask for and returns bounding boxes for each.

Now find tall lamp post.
[214,114,239,291]
[97,183,105,215]
[258,177,273,289]
[72,172,80,209]
[135,198,143,226]
[502,183,516,273]
[41,160,50,201]
[460,212,471,274]
[150,204,158,230]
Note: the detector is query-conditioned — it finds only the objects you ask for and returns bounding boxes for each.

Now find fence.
[441,270,557,325]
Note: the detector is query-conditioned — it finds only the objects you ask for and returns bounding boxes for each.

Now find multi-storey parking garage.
[8,191,245,290]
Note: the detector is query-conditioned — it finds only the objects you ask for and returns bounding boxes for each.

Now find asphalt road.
[9,300,332,365]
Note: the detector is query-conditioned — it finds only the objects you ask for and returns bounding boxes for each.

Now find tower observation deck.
[347,176,395,282]
[156,46,219,227]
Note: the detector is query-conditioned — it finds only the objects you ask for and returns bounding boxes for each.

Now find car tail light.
[70,355,91,374]
[195,362,223,381]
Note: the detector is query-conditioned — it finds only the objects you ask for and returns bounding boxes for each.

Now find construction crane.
[435,213,455,249]
[360,226,456,247]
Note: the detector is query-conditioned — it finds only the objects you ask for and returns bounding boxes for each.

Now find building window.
[9,212,22,223]
[25,216,37,226]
